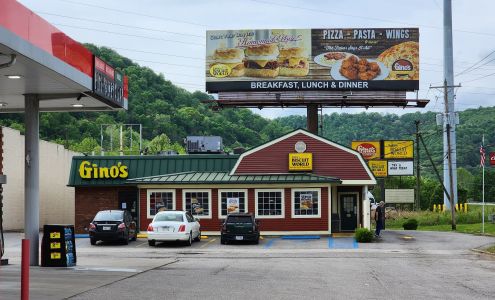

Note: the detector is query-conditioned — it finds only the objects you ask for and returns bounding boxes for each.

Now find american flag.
[480,145,486,167]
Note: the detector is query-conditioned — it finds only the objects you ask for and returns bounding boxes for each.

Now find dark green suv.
[220,213,260,244]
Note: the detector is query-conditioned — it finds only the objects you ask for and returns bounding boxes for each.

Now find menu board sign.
[206,28,419,92]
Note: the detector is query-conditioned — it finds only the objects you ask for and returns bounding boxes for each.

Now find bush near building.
[355,228,374,243]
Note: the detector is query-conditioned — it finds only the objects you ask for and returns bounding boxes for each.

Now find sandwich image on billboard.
[206,28,419,93]
[244,44,281,78]
[210,48,246,77]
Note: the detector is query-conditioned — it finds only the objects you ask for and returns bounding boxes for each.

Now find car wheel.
[194,231,201,242]
[185,232,192,246]
[220,237,226,245]
[131,234,137,241]
[148,240,155,247]
[90,238,97,245]
[122,233,129,245]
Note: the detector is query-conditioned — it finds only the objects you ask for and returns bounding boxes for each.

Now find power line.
[455,50,495,77]
[37,11,205,38]
[460,71,495,84]
[249,0,495,38]
[61,0,207,27]
[53,23,205,46]
[109,47,204,61]
[132,59,201,69]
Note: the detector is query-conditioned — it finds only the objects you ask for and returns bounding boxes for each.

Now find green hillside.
[0,45,494,205]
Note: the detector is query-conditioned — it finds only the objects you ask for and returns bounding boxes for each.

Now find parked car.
[220,213,260,244]
[88,210,137,245]
[147,210,201,246]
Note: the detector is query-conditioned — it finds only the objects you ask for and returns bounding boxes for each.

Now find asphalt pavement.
[1,231,494,299]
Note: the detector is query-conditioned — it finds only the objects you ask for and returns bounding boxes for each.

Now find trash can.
[41,225,76,267]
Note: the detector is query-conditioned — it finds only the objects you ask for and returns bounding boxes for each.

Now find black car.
[220,213,260,244]
[88,210,137,245]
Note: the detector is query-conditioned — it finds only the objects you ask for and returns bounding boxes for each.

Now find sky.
[17,0,495,119]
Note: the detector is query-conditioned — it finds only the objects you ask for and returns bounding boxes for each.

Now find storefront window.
[256,189,284,218]
[147,190,175,218]
[184,190,211,218]
[292,189,321,218]
[219,190,247,218]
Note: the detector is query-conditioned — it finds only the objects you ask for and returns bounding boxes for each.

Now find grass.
[383,205,495,236]
[387,223,495,236]
[486,245,495,254]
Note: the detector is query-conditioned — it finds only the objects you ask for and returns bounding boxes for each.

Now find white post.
[482,135,485,233]
[363,185,371,230]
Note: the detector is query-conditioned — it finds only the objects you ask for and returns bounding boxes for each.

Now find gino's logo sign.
[79,161,128,179]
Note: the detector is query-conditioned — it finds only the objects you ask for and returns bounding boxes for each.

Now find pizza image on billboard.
[206,28,419,93]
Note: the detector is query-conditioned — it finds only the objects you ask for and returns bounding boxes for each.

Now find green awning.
[128,172,341,185]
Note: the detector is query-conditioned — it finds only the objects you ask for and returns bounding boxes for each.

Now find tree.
[146,134,185,154]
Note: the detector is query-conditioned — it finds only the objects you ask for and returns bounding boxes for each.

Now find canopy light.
[72,104,84,108]
[6,75,22,79]
[0,102,7,107]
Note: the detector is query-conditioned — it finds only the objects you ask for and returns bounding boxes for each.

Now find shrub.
[403,218,418,230]
[355,228,374,243]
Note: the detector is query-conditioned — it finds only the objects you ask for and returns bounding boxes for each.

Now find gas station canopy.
[0,0,128,112]
[0,0,129,266]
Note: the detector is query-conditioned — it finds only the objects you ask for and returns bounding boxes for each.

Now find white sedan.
[147,210,201,246]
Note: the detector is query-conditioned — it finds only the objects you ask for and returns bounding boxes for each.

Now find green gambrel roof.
[128,172,341,184]
[68,155,239,187]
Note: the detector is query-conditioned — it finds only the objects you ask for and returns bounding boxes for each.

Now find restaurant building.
[68,129,376,235]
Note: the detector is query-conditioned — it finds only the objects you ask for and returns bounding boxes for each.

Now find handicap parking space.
[72,234,359,253]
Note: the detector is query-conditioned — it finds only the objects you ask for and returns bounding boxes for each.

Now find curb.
[471,248,495,256]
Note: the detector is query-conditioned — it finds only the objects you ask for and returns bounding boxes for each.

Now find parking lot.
[1,231,495,299]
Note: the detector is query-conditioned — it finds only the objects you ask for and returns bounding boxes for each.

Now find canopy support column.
[24,94,40,266]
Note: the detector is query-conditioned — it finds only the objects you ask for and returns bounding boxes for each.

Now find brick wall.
[75,187,135,233]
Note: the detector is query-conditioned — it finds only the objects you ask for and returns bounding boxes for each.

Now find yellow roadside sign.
[383,140,414,159]
[368,160,388,177]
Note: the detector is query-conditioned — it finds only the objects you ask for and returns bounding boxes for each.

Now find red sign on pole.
[490,152,495,166]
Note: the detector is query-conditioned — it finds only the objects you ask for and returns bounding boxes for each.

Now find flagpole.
[482,135,485,234]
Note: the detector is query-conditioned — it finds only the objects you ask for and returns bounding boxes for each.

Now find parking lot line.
[327,237,335,249]
[135,241,148,248]
[199,238,217,249]
[263,238,276,249]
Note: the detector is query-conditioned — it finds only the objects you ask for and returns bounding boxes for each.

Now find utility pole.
[430,80,459,230]
[415,120,421,211]
[444,80,456,230]
[443,0,458,211]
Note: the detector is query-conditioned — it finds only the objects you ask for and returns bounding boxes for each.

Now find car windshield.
[154,213,184,222]
[227,216,253,223]
[94,211,123,221]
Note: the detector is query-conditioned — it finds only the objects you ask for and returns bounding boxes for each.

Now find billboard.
[206,28,419,93]
[383,140,414,159]
[388,160,414,176]
[352,141,381,160]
